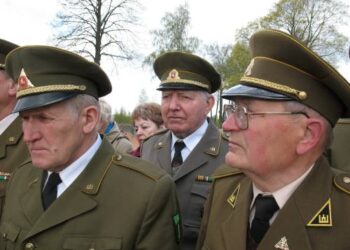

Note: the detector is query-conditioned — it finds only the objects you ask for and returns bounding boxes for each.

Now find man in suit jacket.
[0,39,30,217]
[197,29,350,250]
[142,52,228,250]
[0,45,181,249]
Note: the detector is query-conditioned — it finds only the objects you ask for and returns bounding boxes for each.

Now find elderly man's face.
[161,90,214,138]
[222,99,305,176]
[20,100,90,171]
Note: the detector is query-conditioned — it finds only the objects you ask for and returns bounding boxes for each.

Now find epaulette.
[334,172,350,195]
[111,153,166,181]
[142,128,169,142]
[212,164,243,180]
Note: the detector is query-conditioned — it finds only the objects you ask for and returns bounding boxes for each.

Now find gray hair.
[283,101,333,151]
[67,94,100,116]
[99,99,113,123]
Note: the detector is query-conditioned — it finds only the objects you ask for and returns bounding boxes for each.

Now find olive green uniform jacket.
[327,119,350,171]
[197,157,350,250]
[0,139,181,250]
[142,119,228,250]
[0,117,29,218]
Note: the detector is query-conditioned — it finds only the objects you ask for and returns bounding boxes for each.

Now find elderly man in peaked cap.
[142,51,228,250]
[0,39,30,218]
[197,29,350,250]
[0,45,181,250]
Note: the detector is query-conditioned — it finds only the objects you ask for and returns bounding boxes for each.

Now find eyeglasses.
[223,104,309,130]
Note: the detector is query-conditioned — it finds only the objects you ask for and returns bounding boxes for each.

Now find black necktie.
[42,172,62,210]
[171,140,186,168]
[250,194,279,244]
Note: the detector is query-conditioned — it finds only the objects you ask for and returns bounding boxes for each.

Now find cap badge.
[167,69,180,80]
[244,58,255,76]
[18,68,34,91]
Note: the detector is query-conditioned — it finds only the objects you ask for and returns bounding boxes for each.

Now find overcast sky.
[1,0,349,112]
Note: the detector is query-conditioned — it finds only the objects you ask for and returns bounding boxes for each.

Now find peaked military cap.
[222,29,350,126]
[5,45,112,113]
[0,39,18,69]
[153,51,221,93]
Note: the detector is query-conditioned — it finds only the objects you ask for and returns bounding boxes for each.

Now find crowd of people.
[0,29,350,250]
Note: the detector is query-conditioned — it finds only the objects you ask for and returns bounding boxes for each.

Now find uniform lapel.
[154,131,172,174]
[221,177,252,250]
[20,169,45,225]
[24,139,114,239]
[0,117,22,159]
[174,121,222,181]
[259,158,331,250]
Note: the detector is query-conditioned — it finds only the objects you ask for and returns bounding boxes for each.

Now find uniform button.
[25,242,35,250]
[2,233,6,238]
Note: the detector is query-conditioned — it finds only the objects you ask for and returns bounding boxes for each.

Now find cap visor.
[13,92,78,113]
[222,84,292,101]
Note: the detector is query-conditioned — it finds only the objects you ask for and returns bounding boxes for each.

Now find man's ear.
[296,118,323,155]
[205,95,215,112]
[81,106,99,134]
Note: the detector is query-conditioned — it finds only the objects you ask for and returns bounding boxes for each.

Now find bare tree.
[52,0,140,65]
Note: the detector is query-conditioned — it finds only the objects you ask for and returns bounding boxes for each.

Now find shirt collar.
[49,134,102,190]
[0,113,18,135]
[251,164,314,210]
[171,119,208,151]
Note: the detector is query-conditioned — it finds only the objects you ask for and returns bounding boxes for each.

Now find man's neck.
[0,103,16,121]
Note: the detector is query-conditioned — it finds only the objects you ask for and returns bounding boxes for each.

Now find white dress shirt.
[171,119,208,162]
[45,134,102,197]
[0,113,18,135]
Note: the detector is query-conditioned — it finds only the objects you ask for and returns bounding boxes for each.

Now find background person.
[197,29,350,250]
[98,99,133,153]
[119,123,140,152]
[0,38,29,217]
[130,102,164,157]
[142,51,228,250]
[0,45,181,249]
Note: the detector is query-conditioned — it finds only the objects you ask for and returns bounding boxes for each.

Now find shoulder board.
[213,164,243,180]
[143,128,169,142]
[334,172,350,195]
[111,153,166,181]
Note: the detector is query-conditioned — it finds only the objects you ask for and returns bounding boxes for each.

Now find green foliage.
[114,108,132,124]
[225,42,251,88]
[235,0,349,65]
[143,3,200,66]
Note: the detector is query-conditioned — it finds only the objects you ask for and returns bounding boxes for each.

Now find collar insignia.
[227,183,240,208]
[307,198,332,227]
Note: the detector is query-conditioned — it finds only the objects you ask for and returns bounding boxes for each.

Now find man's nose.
[222,113,241,132]
[22,120,40,143]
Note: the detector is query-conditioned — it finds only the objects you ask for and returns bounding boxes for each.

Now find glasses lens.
[236,106,248,129]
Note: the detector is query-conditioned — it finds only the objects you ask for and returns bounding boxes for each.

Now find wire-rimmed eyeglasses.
[223,104,309,130]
